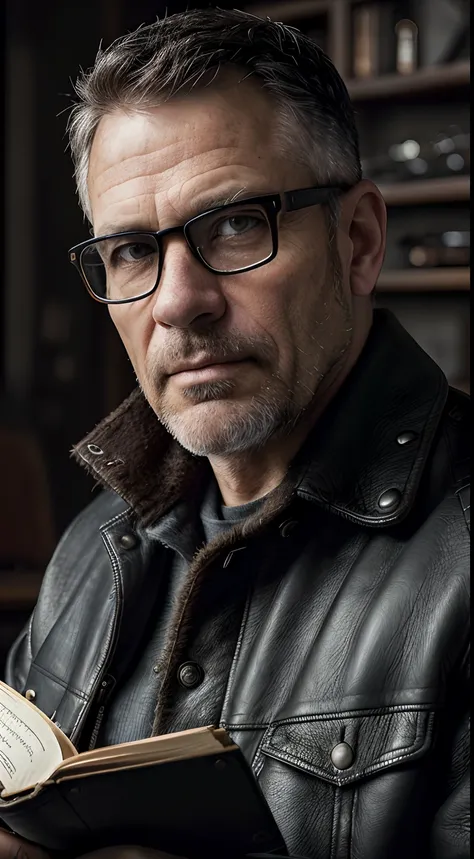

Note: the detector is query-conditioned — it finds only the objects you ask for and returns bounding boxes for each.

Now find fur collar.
[73,310,448,531]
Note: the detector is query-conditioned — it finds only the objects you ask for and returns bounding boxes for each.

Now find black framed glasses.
[68,184,349,305]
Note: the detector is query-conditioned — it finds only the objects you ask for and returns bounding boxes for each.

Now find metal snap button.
[330,741,354,770]
[377,488,402,511]
[397,431,418,445]
[279,519,298,538]
[119,533,138,550]
[177,661,204,689]
[25,689,36,702]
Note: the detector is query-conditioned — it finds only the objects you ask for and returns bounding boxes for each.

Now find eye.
[216,214,263,237]
[115,241,155,263]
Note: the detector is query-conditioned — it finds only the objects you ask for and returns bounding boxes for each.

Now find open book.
[0,681,285,857]
[0,680,235,797]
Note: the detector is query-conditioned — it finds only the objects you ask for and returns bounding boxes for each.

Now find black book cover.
[0,748,286,858]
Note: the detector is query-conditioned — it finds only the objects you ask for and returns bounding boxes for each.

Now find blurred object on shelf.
[352,1,422,79]
[353,3,375,78]
[395,18,418,74]
[362,126,470,182]
[400,230,470,268]
[430,127,470,176]
[423,0,470,64]
[351,0,470,81]
[352,2,395,78]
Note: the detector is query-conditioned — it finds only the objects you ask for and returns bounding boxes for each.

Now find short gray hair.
[67,8,362,224]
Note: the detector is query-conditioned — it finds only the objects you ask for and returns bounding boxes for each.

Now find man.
[1,8,469,859]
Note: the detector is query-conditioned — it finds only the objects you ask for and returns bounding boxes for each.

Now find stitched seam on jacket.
[69,507,132,740]
[222,702,435,730]
[349,787,357,859]
[89,509,130,690]
[263,745,428,785]
[330,786,341,859]
[28,662,89,700]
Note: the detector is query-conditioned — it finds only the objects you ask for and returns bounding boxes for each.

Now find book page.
[54,726,235,779]
[0,683,63,797]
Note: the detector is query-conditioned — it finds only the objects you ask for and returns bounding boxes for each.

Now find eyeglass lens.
[79,202,274,301]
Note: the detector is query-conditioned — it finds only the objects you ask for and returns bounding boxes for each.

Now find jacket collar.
[73,310,448,529]
[293,310,448,525]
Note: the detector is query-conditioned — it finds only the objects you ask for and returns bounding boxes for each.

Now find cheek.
[229,268,305,375]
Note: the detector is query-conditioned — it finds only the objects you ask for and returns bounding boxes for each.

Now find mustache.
[150,330,276,378]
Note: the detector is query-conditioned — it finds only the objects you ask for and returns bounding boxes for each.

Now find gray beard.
[144,249,350,457]
[157,378,303,456]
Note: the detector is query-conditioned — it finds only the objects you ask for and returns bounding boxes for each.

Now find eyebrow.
[94,187,272,238]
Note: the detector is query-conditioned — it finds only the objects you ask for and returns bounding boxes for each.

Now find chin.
[158,398,289,457]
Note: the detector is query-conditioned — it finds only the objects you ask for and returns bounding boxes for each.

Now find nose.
[151,235,227,330]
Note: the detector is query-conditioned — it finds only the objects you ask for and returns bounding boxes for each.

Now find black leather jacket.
[5,312,470,859]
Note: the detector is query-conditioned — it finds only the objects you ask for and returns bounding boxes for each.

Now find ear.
[339,179,387,297]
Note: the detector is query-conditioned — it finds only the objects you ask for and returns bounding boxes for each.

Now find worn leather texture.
[4,312,470,859]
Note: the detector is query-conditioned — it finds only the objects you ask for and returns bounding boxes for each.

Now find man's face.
[87,79,353,456]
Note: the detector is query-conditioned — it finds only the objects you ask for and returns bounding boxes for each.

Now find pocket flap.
[261,707,435,786]
[23,663,89,741]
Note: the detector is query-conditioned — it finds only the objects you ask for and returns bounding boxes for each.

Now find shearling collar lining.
[72,310,448,530]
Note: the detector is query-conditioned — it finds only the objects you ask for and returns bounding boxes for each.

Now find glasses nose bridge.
[157,221,202,270]
[158,221,196,249]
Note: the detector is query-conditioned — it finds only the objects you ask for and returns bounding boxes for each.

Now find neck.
[210,318,371,507]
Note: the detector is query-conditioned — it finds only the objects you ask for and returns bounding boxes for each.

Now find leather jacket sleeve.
[432,766,470,859]
[3,495,112,692]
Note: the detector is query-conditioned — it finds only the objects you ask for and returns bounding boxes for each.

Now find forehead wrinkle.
[93,139,243,201]
[168,163,267,216]
[95,153,270,227]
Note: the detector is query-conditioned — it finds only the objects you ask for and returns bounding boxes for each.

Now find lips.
[170,356,247,376]
[169,357,251,386]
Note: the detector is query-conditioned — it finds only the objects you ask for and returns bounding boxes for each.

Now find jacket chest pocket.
[257,707,436,859]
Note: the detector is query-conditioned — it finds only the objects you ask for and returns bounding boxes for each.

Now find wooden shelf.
[347,60,470,101]
[378,176,470,207]
[0,571,44,609]
[245,0,329,21]
[377,268,470,292]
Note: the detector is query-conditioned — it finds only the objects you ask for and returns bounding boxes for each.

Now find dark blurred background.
[1,0,470,671]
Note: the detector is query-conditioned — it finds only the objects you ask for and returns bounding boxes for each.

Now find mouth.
[170,358,251,385]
